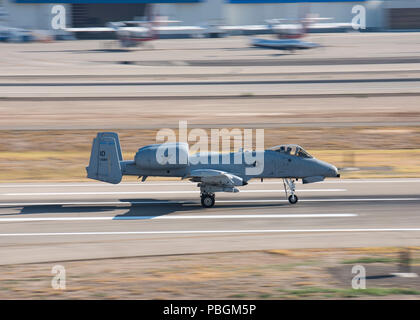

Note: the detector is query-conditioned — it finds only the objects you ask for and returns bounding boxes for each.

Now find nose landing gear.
[283,178,298,204]
[288,194,298,204]
[201,192,215,208]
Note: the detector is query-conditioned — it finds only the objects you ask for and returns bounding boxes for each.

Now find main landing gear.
[198,179,299,208]
[283,178,298,204]
[201,192,215,208]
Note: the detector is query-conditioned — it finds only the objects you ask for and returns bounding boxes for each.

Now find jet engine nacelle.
[134,142,189,170]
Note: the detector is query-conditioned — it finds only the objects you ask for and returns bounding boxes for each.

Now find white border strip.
[1,228,420,237]
[0,179,420,188]
[0,198,419,207]
[0,213,357,222]
[1,189,346,196]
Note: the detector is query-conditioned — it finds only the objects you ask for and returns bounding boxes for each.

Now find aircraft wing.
[222,22,352,32]
[153,26,207,31]
[185,169,245,187]
[65,26,149,33]
[220,25,269,31]
[120,27,149,32]
[121,20,181,24]
[308,22,353,30]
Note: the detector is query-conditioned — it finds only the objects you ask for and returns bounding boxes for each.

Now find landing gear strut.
[201,192,215,208]
[283,178,298,204]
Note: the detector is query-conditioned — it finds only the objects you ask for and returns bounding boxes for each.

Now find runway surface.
[2,77,420,97]
[0,179,419,265]
[1,33,420,266]
[2,33,420,99]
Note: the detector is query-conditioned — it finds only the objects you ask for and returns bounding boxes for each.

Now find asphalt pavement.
[0,179,419,265]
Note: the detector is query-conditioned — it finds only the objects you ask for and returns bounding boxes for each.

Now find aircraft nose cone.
[315,160,339,178]
[326,164,339,178]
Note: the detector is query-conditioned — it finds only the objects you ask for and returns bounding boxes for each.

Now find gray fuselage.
[120,150,338,181]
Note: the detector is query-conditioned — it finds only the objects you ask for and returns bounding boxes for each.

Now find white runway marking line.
[218,198,420,203]
[0,213,358,222]
[0,198,419,207]
[2,228,420,237]
[1,189,346,196]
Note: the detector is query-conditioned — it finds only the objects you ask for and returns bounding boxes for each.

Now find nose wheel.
[283,178,298,204]
[201,193,215,208]
[288,194,298,204]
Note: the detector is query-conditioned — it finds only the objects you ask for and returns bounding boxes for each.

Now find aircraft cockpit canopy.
[269,144,313,158]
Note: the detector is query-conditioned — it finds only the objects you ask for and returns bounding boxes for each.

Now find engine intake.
[135,142,189,170]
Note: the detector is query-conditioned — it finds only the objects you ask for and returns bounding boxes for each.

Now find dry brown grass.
[1,248,420,299]
[0,148,418,181]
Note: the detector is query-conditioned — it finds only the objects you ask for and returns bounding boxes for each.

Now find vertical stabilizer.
[86,132,123,184]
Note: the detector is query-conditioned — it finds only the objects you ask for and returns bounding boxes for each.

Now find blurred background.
[0,0,419,181]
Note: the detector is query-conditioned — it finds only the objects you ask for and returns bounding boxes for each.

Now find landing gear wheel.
[201,194,215,208]
[288,194,298,204]
[283,178,298,205]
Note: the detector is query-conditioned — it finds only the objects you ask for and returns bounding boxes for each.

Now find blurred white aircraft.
[222,17,352,39]
[65,4,207,47]
[224,15,352,52]
[0,7,32,42]
[66,20,207,47]
[0,26,32,42]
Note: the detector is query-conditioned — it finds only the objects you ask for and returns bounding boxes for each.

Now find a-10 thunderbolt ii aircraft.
[86,132,340,208]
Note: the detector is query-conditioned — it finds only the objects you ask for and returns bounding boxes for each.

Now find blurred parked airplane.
[0,25,34,42]
[66,19,208,47]
[224,15,352,51]
[66,4,207,47]
[0,7,33,42]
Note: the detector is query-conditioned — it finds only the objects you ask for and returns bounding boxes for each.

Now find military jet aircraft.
[251,38,319,51]
[66,19,207,48]
[86,132,340,208]
[244,15,351,52]
[65,4,206,48]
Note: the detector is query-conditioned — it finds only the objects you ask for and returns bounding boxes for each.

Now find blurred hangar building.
[1,0,420,31]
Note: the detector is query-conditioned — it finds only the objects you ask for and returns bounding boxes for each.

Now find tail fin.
[86,132,123,184]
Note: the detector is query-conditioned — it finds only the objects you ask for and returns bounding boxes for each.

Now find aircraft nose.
[325,163,339,178]
[315,160,339,178]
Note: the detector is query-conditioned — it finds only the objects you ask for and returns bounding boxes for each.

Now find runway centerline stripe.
[0,213,358,222]
[2,78,420,87]
[1,228,420,237]
[1,189,346,196]
[217,198,420,203]
[0,198,419,207]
